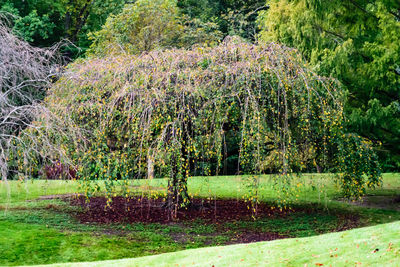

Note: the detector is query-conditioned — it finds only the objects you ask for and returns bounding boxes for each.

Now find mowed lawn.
[40,220,400,267]
[1,173,400,266]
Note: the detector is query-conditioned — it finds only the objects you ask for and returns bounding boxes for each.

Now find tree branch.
[347,0,378,21]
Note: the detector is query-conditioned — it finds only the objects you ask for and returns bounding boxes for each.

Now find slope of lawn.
[37,220,400,267]
[1,173,399,266]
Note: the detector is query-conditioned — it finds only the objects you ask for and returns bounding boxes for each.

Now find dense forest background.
[2,0,398,172]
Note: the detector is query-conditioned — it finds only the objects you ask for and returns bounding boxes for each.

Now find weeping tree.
[0,16,79,185]
[33,38,381,214]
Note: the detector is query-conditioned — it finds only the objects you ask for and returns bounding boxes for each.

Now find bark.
[70,0,94,42]
[147,149,154,179]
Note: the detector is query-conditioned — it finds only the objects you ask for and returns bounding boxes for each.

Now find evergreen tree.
[259,0,400,170]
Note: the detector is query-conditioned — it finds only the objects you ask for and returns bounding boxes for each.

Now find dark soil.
[38,194,78,200]
[67,195,360,245]
[337,194,400,211]
[70,196,289,224]
[228,231,286,244]
[168,230,287,245]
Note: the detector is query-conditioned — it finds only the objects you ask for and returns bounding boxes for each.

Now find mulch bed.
[65,195,360,244]
[70,196,289,224]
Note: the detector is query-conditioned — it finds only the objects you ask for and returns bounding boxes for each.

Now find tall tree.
[87,0,222,57]
[32,39,381,216]
[0,0,126,50]
[258,0,400,170]
[178,0,267,40]
[0,0,63,46]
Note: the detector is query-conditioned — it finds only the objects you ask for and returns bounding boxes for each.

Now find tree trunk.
[166,153,191,217]
[147,149,154,179]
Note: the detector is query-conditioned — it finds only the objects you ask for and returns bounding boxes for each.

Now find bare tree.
[0,15,72,186]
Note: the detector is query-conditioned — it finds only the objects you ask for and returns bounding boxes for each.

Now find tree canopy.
[258,0,400,170]
[178,0,267,40]
[86,0,222,57]
[0,0,266,52]
[0,0,126,52]
[0,0,389,214]
[22,39,381,213]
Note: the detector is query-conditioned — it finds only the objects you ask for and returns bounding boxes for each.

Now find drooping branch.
[41,37,375,207]
[0,15,80,182]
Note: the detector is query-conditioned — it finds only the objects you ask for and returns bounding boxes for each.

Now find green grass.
[39,221,400,267]
[2,173,400,204]
[0,220,178,265]
[0,179,79,204]
[0,173,399,266]
[0,200,212,266]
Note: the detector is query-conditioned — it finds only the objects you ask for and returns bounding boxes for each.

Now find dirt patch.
[168,230,287,245]
[228,231,287,244]
[128,185,166,191]
[37,194,79,200]
[67,196,360,245]
[169,232,192,243]
[0,205,30,211]
[334,213,360,232]
[338,195,400,211]
[70,196,288,224]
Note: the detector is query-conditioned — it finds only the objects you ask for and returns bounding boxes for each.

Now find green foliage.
[178,0,267,40]
[26,39,382,204]
[87,0,222,57]
[258,0,400,170]
[0,2,56,44]
[0,0,125,50]
[180,17,223,48]
[13,10,55,43]
[72,0,126,49]
[335,134,382,198]
[0,0,267,50]
[87,0,183,56]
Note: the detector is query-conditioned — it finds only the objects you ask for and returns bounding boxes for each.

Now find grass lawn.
[40,220,400,267]
[0,173,399,266]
